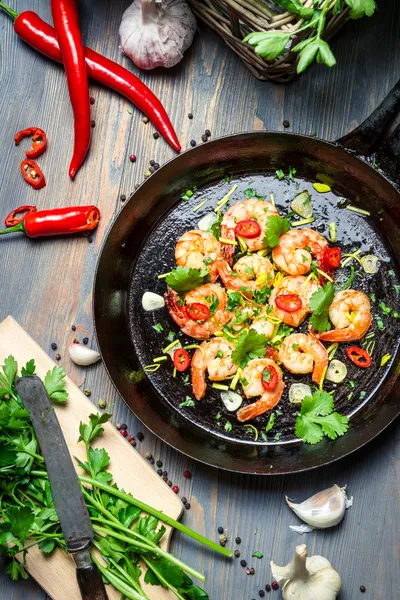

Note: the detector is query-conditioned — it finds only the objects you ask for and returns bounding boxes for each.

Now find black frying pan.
[94,81,400,475]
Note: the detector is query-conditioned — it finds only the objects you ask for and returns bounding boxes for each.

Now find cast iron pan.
[94,81,400,474]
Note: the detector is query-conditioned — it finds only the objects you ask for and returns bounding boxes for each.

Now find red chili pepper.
[275,294,302,313]
[345,346,372,368]
[20,159,46,189]
[5,205,36,227]
[14,127,47,159]
[0,5,180,152]
[265,346,279,362]
[50,0,91,179]
[173,348,190,372]
[234,220,261,239]
[186,303,210,321]
[324,247,341,269]
[0,205,100,238]
[261,365,278,391]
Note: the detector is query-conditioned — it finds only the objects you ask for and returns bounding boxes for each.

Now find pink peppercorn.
[120,429,128,437]
[130,154,136,163]
[90,97,95,105]
[128,435,134,442]
[183,470,192,479]
[271,581,279,590]
[172,486,179,493]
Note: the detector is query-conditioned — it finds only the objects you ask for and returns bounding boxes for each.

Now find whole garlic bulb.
[271,544,341,600]
[119,0,197,70]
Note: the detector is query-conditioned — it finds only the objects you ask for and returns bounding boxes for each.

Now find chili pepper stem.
[0,2,19,20]
[0,223,25,236]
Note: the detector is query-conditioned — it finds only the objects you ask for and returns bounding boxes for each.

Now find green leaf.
[252,551,263,558]
[165,266,210,294]
[0,355,18,395]
[316,40,336,67]
[309,282,335,332]
[244,31,292,61]
[232,329,267,367]
[5,558,29,581]
[296,414,324,444]
[318,412,349,439]
[265,412,276,434]
[253,285,272,304]
[178,585,210,599]
[263,215,291,248]
[134,516,166,544]
[145,557,185,587]
[296,390,349,444]
[179,397,195,408]
[21,359,36,377]
[44,366,68,403]
[78,413,112,445]
[300,391,333,417]
[345,0,376,18]
[39,538,57,554]
[296,40,319,74]
[244,188,264,200]
[7,506,34,541]
[88,447,110,475]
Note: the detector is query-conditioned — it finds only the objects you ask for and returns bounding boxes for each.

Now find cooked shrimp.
[269,276,319,327]
[165,283,231,340]
[279,333,328,385]
[192,338,238,400]
[250,307,277,339]
[220,198,279,264]
[272,228,328,276]
[316,290,372,342]
[175,230,223,282]
[236,358,284,422]
[217,254,274,294]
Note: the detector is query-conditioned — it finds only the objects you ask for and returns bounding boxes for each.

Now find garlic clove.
[142,291,165,311]
[220,390,243,412]
[69,344,101,366]
[198,212,218,231]
[286,484,352,529]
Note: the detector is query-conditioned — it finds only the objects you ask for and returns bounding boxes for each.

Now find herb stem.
[143,557,187,600]
[92,555,147,600]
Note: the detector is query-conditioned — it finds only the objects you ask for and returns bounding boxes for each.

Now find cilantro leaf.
[227,291,243,310]
[208,211,222,240]
[44,366,68,403]
[263,215,291,248]
[300,391,334,417]
[319,412,350,439]
[232,329,267,367]
[0,356,18,395]
[345,0,376,19]
[252,551,263,559]
[21,359,36,377]
[265,412,275,433]
[78,412,112,445]
[39,538,57,554]
[166,266,210,294]
[253,285,272,304]
[88,447,110,475]
[244,188,264,200]
[295,390,349,444]
[295,414,324,444]
[309,282,335,332]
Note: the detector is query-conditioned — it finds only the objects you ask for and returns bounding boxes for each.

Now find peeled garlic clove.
[286,484,351,529]
[198,212,218,231]
[220,390,243,412]
[142,291,165,311]
[69,344,101,366]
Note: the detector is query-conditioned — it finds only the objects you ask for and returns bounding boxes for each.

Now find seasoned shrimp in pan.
[191,338,238,400]
[278,333,328,385]
[316,290,372,342]
[236,358,284,422]
[175,230,223,282]
[272,228,328,276]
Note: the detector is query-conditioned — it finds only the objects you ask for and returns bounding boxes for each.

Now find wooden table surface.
[1,1,400,599]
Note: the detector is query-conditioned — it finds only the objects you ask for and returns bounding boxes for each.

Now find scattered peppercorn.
[157,468,163,475]
[205,129,211,137]
[181,496,187,504]
[235,536,241,544]
[188,113,193,119]
[142,116,149,124]
[271,581,279,590]
[120,429,127,437]
[360,585,366,593]
[145,452,153,460]
[220,540,226,547]
[55,354,61,361]
[120,194,126,202]
[82,337,89,345]
[134,183,140,190]
[128,435,134,442]
[283,120,290,128]
[150,159,155,166]
[149,166,155,174]
[167,480,172,487]
[98,399,107,409]
[163,474,168,481]
[163,470,168,477]
[121,424,128,430]
[73,338,79,344]
[71,324,77,331]
[91,120,96,128]
[153,132,159,139]
[129,439,136,447]
[265,585,271,592]
[88,237,93,244]
[156,460,163,467]
[130,155,136,163]
[218,526,224,534]
[201,134,208,142]
[183,470,192,479]
[84,389,91,397]
[234,550,240,558]
[240,560,247,568]
[51,342,57,350]
[154,163,160,170]
[190,139,196,147]
[249,567,255,575]
[259,591,265,597]
[172,485,179,493]
[90,97,95,105]
[116,423,121,430]
[185,502,191,510]
[149,457,155,464]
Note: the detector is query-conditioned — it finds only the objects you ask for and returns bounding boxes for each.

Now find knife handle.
[74,550,109,600]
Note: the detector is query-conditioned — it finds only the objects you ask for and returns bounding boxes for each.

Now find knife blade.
[16,376,109,600]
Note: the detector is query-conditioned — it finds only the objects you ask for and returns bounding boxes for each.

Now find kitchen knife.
[15,376,109,600]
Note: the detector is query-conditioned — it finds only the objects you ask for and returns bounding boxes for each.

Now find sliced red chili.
[265,346,279,362]
[345,346,372,368]
[186,303,210,321]
[20,159,46,189]
[321,247,341,271]
[14,127,47,159]
[275,294,302,313]
[234,220,261,239]
[261,365,278,391]
[173,348,191,372]
[5,205,37,227]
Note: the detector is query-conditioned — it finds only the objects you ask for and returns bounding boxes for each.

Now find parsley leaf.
[232,329,267,367]
[0,356,18,396]
[265,412,276,433]
[227,291,243,310]
[44,366,68,403]
[253,285,272,304]
[244,188,264,200]
[263,215,291,248]
[295,391,349,444]
[180,396,195,407]
[208,210,222,240]
[21,359,36,377]
[309,282,335,332]
[78,412,112,445]
[345,0,376,19]
[166,266,210,294]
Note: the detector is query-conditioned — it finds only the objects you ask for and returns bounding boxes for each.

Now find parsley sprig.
[309,282,335,332]
[295,391,349,444]
[263,215,291,248]
[232,329,268,368]
[166,266,210,294]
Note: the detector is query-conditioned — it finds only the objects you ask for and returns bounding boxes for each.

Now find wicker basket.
[187,0,350,82]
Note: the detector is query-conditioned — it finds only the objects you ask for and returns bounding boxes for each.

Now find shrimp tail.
[191,349,207,400]
[220,225,235,265]
[237,382,284,422]
[165,288,188,329]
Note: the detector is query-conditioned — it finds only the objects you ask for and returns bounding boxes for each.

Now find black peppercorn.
[283,120,290,128]
[157,468,163,475]
[265,584,271,592]
[153,132,159,139]
[360,585,366,593]
[167,480,172,487]
[181,496,187,504]
[136,432,144,441]
[121,424,128,430]
[259,591,265,597]
[205,129,211,137]
[71,325,76,331]
[188,113,193,119]
[156,460,163,468]
[201,134,208,142]
[150,160,155,166]
[120,194,126,202]
[184,502,191,509]
[240,560,247,568]
[82,337,89,345]
[88,237,93,244]
[218,526,224,534]
[51,342,57,350]
[235,536,241,544]
[91,120,96,128]
[190,140,196,147]
[234,550,240,558]
[154,163,160,170]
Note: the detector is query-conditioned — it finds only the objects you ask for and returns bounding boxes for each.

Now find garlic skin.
[286,484,352,529]
[69,344,101,366]
[119,0,197,70]
[271,544,341,600]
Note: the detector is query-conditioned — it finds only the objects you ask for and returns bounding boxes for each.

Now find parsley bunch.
[244,0,376,74]
[295,390,349,444]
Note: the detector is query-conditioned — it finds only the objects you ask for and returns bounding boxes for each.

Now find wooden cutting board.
[0,316,183,600]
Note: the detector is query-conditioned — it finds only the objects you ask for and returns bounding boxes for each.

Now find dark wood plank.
[0,0,399,598]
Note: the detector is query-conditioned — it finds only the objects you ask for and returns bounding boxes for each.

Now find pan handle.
[337,80,400,182]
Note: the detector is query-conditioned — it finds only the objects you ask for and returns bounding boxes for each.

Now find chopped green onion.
[215,184,238,211]
[380,353,392,367]
[172,367,177,378]
[291,216,314,227]
[340,265,355,290]
[375,315,385,331]
[329,222,336,242]
[157,272,171,279]
[184,344,205,358]
[230,368,242,390]
[237,236,248,254]
[341,250,363,268]
[269,192,275,207]
[219,237,237,245]
[224,421,232,432]
[348,391,353,401]
[361,254,379,274]
[153,356,168,363]
[243,424,259,441]
[152,323,164,333]
[346,205,371,216]
[163,339,180,353]
[212,383,229,391]
[366,340,376,355]
[193,198,209,212]
[313,183,331,193]
[316,268,334,282]
[365,332,375,340]
[144,364,161,373]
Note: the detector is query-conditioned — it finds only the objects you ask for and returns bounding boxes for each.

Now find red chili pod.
[0,205,100,238]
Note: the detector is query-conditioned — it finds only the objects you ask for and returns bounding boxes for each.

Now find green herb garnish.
[309,282,335,332]
[166,266,209,294]
[153,323,164,333]
[265,412,275,434]
[263,215,291,248]
[224,421,232,433]
[252,551,263,559]
[295,390,349,444]
[232,330,268,368]
[180,396,195,408]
